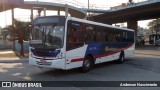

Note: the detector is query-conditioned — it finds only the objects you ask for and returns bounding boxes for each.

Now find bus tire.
[116,52,125,64]
[81,56,93,73]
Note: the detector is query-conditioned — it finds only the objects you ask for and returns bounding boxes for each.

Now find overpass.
[1,0,160,36]
[93,0,160,35]
[0,0,23,12]
[0,0,86,24]
[20,1,86,19]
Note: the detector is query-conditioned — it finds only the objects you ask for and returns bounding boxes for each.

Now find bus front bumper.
[29,56,66,70]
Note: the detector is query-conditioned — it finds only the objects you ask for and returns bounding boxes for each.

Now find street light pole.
[88,0,89,10]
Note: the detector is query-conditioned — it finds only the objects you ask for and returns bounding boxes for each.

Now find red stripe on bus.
[93,51,118,59]
[71,58,84,62]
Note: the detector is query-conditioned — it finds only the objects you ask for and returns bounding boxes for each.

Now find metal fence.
[0,40,13,49]
[0,40,29,53]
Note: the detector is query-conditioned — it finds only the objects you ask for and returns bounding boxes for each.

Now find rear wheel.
[81,56,93,73]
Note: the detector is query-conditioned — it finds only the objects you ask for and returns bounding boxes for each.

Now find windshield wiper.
[42,25,56,49]
[42,26,47,48]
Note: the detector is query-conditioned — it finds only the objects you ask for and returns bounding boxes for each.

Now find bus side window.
[67,21,85,51]
[85,25,93,43]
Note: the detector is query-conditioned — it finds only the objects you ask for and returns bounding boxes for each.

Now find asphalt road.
[0,45,160,90]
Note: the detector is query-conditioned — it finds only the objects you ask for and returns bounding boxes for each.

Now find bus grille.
[31,49,60,57]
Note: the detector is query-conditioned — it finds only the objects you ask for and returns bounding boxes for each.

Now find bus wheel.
[81,56,93,73]
[116,52,124,64]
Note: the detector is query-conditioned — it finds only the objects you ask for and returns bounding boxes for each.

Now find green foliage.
[1,25,13,40]
[3,19,31,41]
[13,19,31,41]
[2,19,31,56]
[148,18,160,30]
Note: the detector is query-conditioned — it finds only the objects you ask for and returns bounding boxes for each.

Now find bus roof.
[67,16,134,32]
[34,16,134,32]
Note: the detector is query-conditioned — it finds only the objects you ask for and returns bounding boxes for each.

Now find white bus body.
[29,16,135,72]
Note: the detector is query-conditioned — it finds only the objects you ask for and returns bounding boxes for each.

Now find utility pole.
[155,20,158,40]
[65,4,68,17]
[152,22,154,35]
[11,8,15,51]
[88,0,90,20]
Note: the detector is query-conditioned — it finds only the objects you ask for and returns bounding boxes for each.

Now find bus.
[29,16,135,72]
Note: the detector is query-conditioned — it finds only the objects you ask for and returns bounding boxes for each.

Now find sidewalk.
[0,50,28,63]
[0,58,28,63]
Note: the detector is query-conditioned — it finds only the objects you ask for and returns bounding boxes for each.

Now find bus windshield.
[30,25,64,49]
[30,16,66,49]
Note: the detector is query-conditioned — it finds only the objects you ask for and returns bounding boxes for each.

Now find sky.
[0,0,151,28]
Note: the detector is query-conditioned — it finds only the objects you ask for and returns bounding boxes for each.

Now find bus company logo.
[2,82,11,87]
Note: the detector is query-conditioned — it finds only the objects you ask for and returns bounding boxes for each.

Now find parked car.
[155,39,160,46]
[149,34,160,45]
[136,36,145,46]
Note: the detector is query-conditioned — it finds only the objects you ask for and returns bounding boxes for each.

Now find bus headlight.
[29,52,33,57]
[56,52,64,59]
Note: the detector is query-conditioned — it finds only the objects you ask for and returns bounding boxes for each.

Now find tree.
[13,19,30,56]
[148,19,160,30]
[1,25,13,43]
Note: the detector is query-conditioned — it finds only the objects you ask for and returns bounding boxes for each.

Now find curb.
[0,59,28,63]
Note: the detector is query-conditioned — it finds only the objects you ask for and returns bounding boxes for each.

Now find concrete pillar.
[11,8,14,26]
[11,8,15,51]
[30,8,33,22]
[84,10,87,20]
[38,9,41,17]
[127,20,138,36]
[65,4,68,17]
[57,10,60,16]
[43,8,46,16]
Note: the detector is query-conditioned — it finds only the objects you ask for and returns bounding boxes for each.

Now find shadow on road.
[136,45,160,50]
[43,61,121,76]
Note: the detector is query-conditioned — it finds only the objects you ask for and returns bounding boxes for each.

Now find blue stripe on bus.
[71,43,133,62]
[85,42,133,58]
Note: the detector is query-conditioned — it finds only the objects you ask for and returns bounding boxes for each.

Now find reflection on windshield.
[31,25,64,49]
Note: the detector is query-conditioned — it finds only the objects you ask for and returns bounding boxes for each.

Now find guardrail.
[110,0,159,11]
[24,0,157,11]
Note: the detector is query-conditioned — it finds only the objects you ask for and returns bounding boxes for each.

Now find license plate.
[39,60,46,64]
[36,60,52,65]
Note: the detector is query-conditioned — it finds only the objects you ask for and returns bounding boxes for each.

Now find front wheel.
[116,52,125,63]
[81,57,93,73]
